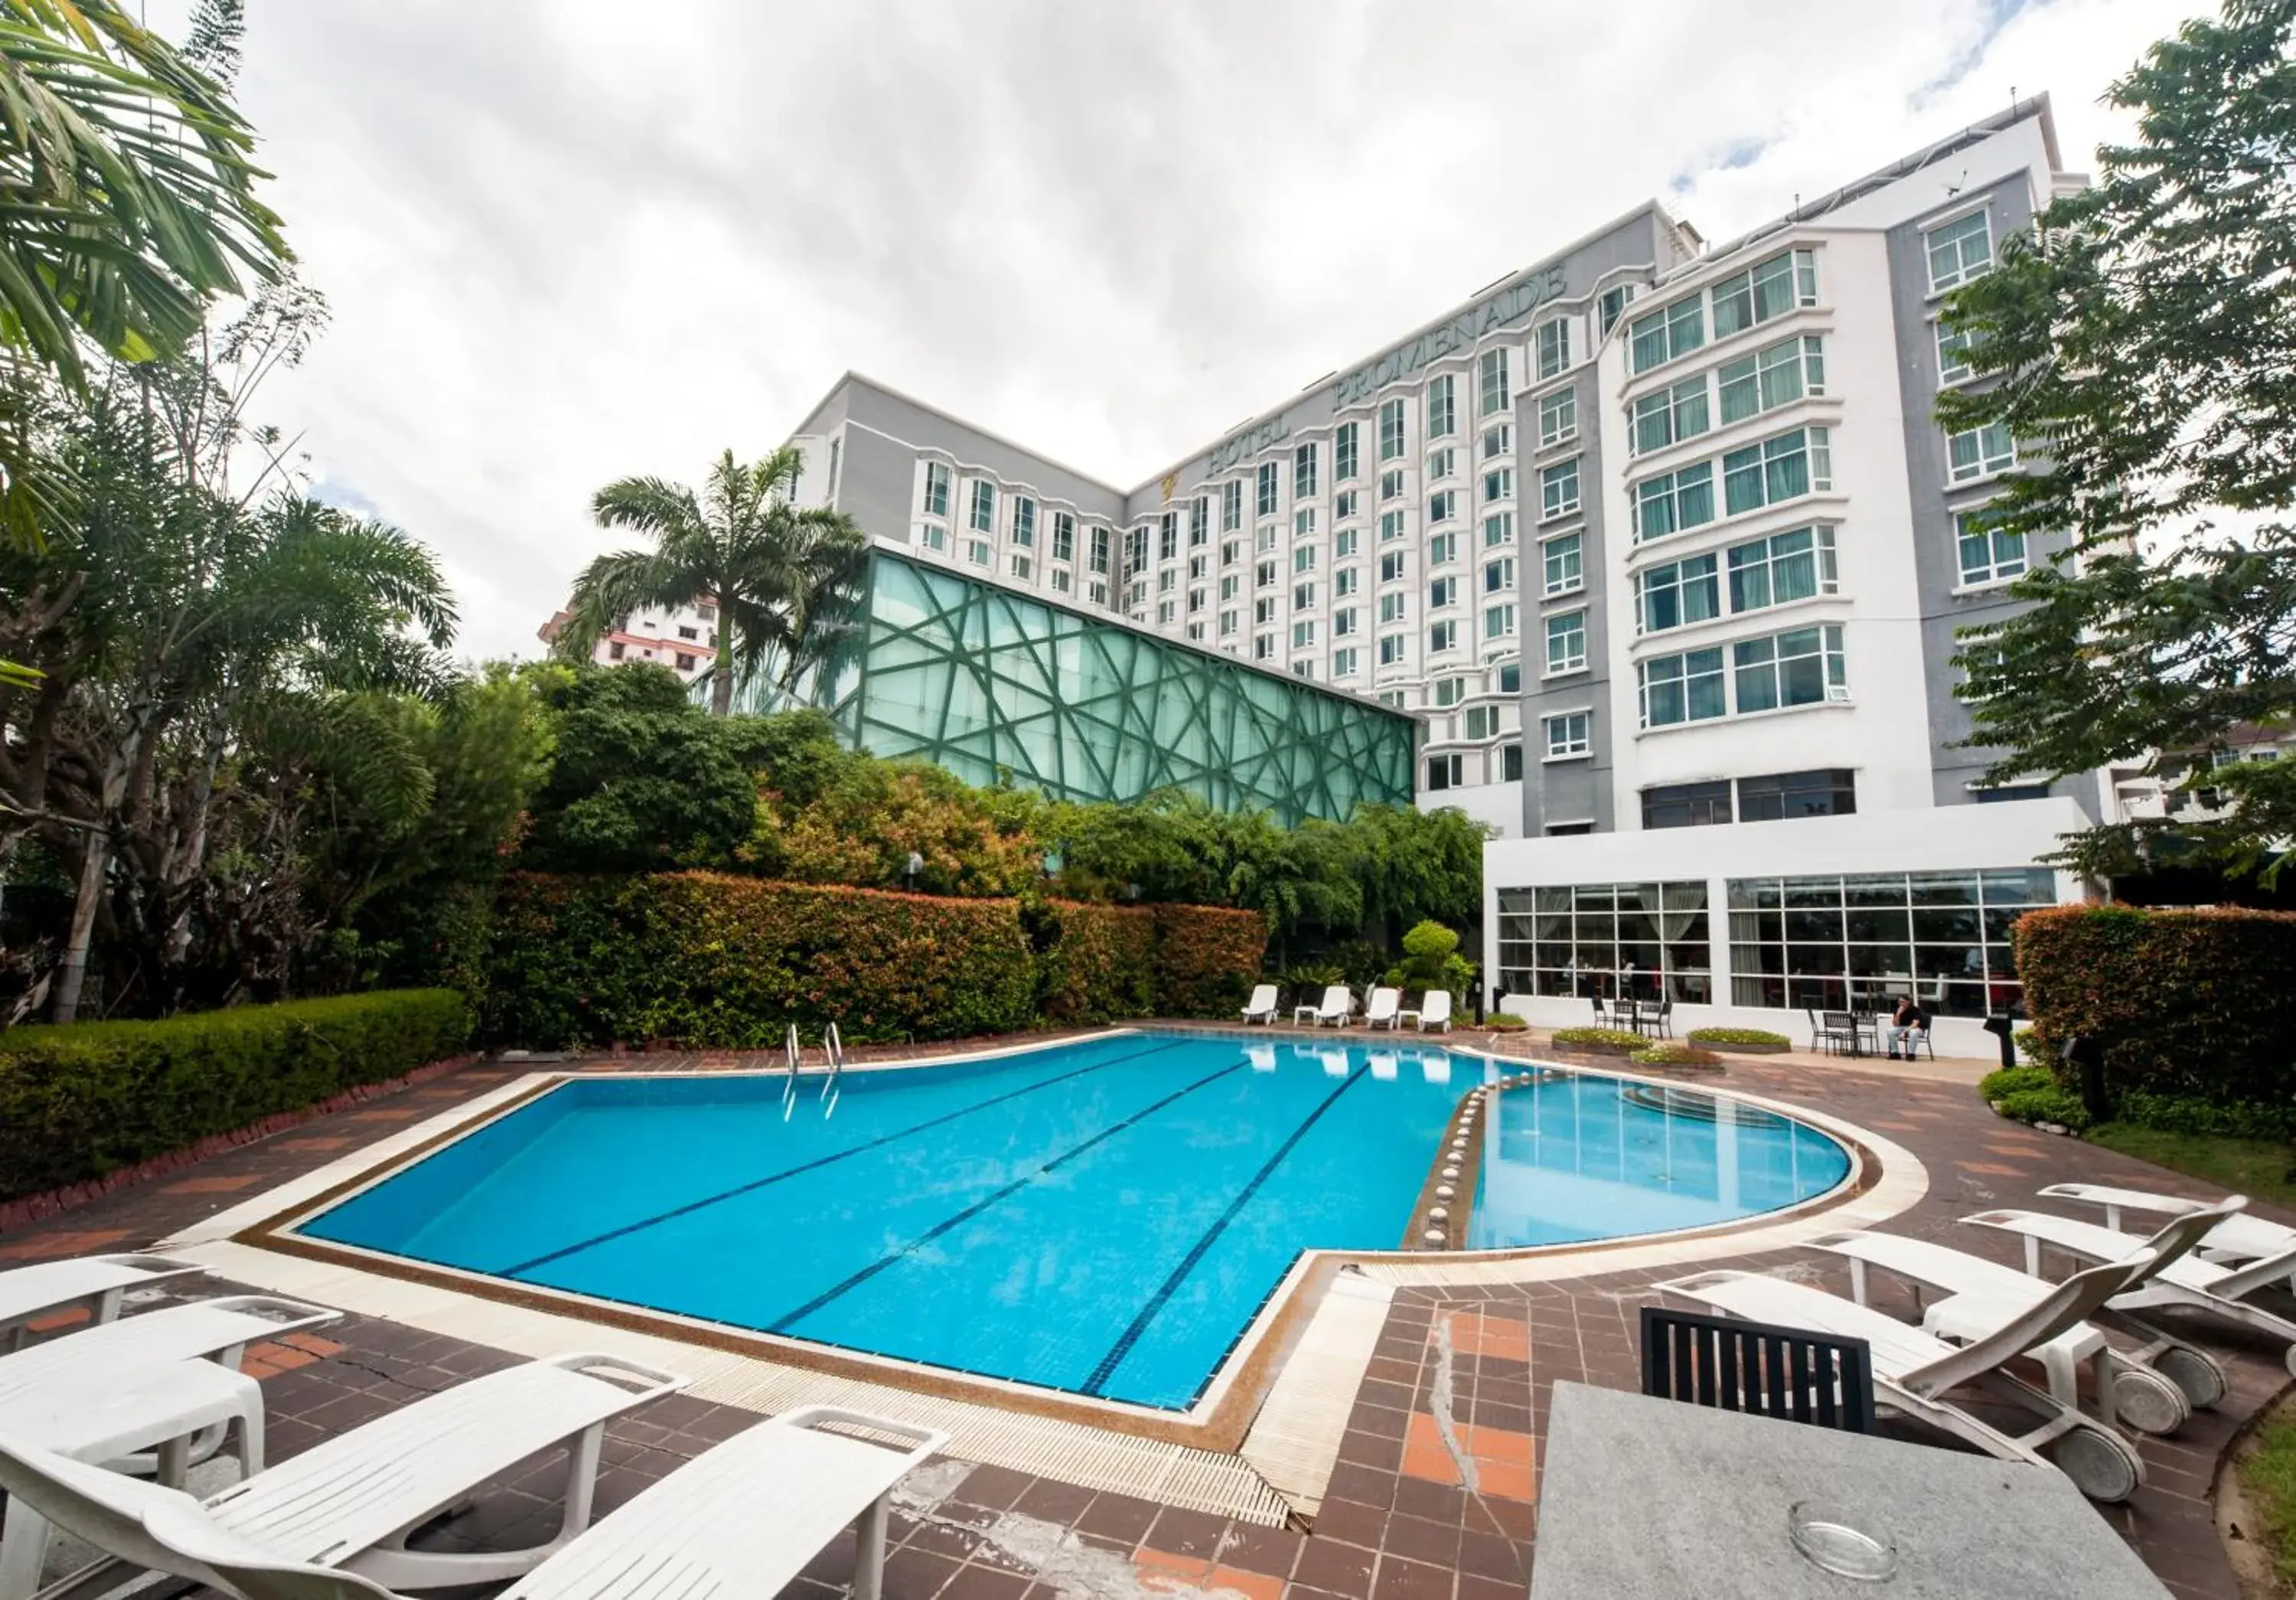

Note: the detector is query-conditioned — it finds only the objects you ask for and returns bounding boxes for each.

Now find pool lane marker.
[765,1054,1254,1336]
[1079,1063,1369,1399]
[495,1037,1192,1279]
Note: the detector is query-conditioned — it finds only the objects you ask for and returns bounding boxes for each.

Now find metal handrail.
[819,1021,844,1101]
[782,1023,802,1109]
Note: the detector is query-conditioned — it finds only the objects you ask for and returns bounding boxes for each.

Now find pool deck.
[0,1025,2278,1600]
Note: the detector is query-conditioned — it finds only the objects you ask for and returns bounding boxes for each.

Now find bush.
[1630,1042,1723,1069]
[1151,904,1269,1017]
[1387,919,1474,1005]
[1686,1027,1791,1051]
[2014,905,2296,1108]
[1550,1026,1649,1055]
[1995,1083,2092,1131]
[1482,1014,1528,1033]
[0,990,472,1201]
[1034,902,1155,1025]
[1979,1064,2054,1102]
[2113,1091,2296,1143]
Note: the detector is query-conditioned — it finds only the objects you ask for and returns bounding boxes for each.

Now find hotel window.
[1956,511,2027,586]
[1926,211,1994,293]
[1219,573,1240,602]
[1379,397,1407,460]
[1936,320,1975,384]
[1485,510,1517,548]
[1332,645,1359,678]
[1717,335,1825,426]
[1013,498,1035,547]
[1642,780,1733,829]
[1726,866,2053,1014]
[1294,543,1318,573]
[1090,578,1109,606]
[1545,711,1590,759]
[1336,488,1358,521]
[1381,510,1406,543]
[1429,575,1458,609]
[1484,421,1515,459]
[969,480,996,533]
[1428,374,1457,439]
[1637,553,1721,634]
[1502,743,1524,780]
[1380,468,1404,501]
[1544,609,1587,674]
[1483,466,1514,504]
[1428,531,1458,566]
[1484,602,1518,641]
[1256,461,1280,518]
[1629,294,1704,374]
[1189,622,1208,641]
[1335,566,1359,597]
[1190,496,1208,545]
[1159,513,1178,561]
[1539,458,1581,521]
[1256,558,1277,589]
[1159,599,1177,624]
[1010,553,1033,581]
[675,651,697,671]
[1188,586,1206,614]
[1221,480,1243,531]
[1632,374,1710,456]
[966,537,993,567]
[1463,704,1497,740]
[1632,462,1717,543]
[1638,646,1727,728]
[1255,632,1276,661]
[1380,632,1407,667]
[1435,676,1466,707]
[1336,421,1360,481]
[1728,525,1838,612]
[1294,442,1319,500]
[921,461,951,518]
[1219,609,1238,637]
[1598,282,1637,335]
[1221,537,1241,567]
[1295,508,1316,537]
[1255,596,1277,625]
[1189,553,1208,580]
[1426,752,1463,791]
[1090,526,1110,574]
[1537,390,1575,449]
[1479,347,1511,416]
[1541,532,1581,596]
[918,523,948,553]
[1159,568,1176,594]
[1429,619,1459,655]
[1739,767,1857,822]
[1733,623,1848,713]
[1293,658,1316,680]
[1335,527,1359,558]
[1711,249,1818,341]
[1484,554,1515,595]
[1257,524,1279,553]
[1379,550,1408,585]
[1052,569,1072,594]
[1379,591,1407,623]
[1428,446,1457,482]
[1722,426,1831,516]
[1334,606,1358,636]
[1378,689,1408,708]
[1052,511,1075,562]
[1429,489,1458,524]
[1535,315,1570,380]
[1947,422,2017,483]
[1495,881,1713,1004]
[1293,619,1317,650]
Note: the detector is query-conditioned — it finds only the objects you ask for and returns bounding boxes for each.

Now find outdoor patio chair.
[1656,1249,2159,1502]
[0,1255,208,1353]
[1401,991,1452,1033]
[1238,983,1280,1025]
[1364,986,1403,1030]
[1639,1304,1876,1432]
[1816,1009,1864,1056]
[1894,1024,1936,1060]
[0,1351,688,1600]
[0,1297,338,1423]
[1964,1206,2296,1377]
[2034,1183,2296,1278]
[0,1402,948,1600]
[1309,984,1353,1027]
[1635,997,1674,1040]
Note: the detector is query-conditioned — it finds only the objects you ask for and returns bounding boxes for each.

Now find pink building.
[536,598,719,681]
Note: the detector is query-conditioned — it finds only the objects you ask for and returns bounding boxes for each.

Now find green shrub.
[0,990,472,1201]
[1151,903,1270,1017]
[2114,1091,2296,1143]
[1630,1042,1723,1069]
[1686,1027,1791,1050]
[1386,919,1474,1005]
[1995,1083,2092,1131]
[1550,1026,1649,1055]
[1978,1063,2055,1102]
[1035,902,1156,1024]
[1482,1014,1528,1033]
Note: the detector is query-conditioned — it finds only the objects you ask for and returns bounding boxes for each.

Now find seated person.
[1885,994,1929,1058]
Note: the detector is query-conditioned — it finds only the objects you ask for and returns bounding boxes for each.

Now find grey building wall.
[1518,355,1614,834]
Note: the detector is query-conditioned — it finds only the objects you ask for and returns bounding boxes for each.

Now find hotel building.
[775,98,2102,1047]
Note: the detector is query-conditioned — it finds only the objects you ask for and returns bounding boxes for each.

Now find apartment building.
[536,599,719,682]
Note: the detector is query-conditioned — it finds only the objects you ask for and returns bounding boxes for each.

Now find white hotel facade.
[781,100,2103,1050]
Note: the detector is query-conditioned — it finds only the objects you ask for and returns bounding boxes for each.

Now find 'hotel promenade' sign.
[1206,264,1569,475]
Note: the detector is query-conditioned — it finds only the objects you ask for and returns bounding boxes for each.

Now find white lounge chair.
[1239,983,1280,1025]
[1364,987,1402,1030]
[1398,991,1452,1033]
[2035,1182,2296,1275]
[0,1255,208,1351]
[0,1296,337,1416]
[1296,984,1351,1027]
[1,1402,947,1600]
[1965,1205,2296,1376]
[1,1351,687,1600]
[1657,1249,2158,1501]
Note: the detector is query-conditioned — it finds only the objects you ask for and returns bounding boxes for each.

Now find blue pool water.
[298,1033,1850,1409]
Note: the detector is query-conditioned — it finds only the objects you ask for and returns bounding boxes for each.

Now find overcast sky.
[187,0,2189,661]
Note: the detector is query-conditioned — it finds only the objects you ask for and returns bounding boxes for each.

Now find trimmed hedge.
[2014,905,2296,1107]
[1630,1042,1722,1069]
[0,990,471,1200]
[1687,1027,1792,1052]
[1550,1026,1649,1056]
[481,873,1268,1048]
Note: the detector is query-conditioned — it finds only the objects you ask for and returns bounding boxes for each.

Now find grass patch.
[2239,1393,2296,1594]
[2086,1122,2296,1212]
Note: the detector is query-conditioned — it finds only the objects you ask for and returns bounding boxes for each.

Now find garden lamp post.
[905,851,923,892]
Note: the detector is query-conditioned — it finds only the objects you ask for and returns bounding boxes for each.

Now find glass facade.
[1726,868,2055,1015]
[813,550,1417,824]
[1496,882,1714,1004]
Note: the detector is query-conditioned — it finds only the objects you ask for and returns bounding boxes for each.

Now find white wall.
[1425,779,1522,836]
[1480,797,2090,1056]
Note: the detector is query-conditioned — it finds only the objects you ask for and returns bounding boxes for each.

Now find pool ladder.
[781,1023,846,1116]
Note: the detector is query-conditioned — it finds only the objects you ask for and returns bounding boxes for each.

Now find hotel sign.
[1207,416,1291,475]
[1334,265,1567,407]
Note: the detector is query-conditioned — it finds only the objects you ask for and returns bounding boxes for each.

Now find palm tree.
[563,446,868,717]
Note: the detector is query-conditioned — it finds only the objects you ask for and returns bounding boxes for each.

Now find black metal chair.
[1807,1007,1854,1056]
[1639,1304,1876,1432]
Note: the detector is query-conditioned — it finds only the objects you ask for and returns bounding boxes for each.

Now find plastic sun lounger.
[1964,1206,2296,1377]
[1308,984,1352,1027]
[2,1403,948,1600]
[1239,984,1280,1025]
[0,1255,209,1351]
[1656,1249,2158,1502]
[2036,1183,2296,1274]
[1395,991,1453,1033]
[1364,987,1403,1030]
[0,1296,338,1416]
[0,1352,690,1600]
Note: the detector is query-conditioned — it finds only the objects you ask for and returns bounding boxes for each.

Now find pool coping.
[182,1028,1923,1514]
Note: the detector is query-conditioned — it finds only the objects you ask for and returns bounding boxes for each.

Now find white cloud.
[197,0,2191,660]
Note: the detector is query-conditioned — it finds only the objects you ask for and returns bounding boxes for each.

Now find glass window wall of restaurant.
[1497,881,1713,1004]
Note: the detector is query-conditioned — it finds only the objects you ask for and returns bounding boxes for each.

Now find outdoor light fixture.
[905,851,923,890]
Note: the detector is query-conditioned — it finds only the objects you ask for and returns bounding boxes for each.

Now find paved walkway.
[0,1029,2272,1600]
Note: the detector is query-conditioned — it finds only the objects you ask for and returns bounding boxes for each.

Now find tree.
[560,447,868,717]
[1936,0,2296,880]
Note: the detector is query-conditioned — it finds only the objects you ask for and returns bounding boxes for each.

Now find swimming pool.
[293,1032,1851,1411]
